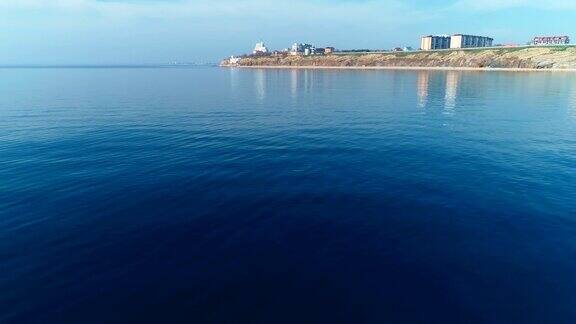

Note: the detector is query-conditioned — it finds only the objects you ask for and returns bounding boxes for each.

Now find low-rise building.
[533,36,570,45]
[253,42,269,54]
[450,34,493,49]
[315,48,326,55]
[291,43,302,53]
[421,35,451,50]
[228,56,241,65]
[291,43,316,55]
[324,47,335,54]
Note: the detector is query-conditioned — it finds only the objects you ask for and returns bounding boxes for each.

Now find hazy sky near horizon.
[0,0,575,64]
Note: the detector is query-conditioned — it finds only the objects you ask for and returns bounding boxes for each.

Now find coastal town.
[227,34,572,66]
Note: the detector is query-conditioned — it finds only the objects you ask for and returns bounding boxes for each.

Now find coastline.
[221,46,576,72]
[220,64,576,72]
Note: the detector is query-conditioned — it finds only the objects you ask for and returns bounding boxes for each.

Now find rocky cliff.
[222,46,576,69]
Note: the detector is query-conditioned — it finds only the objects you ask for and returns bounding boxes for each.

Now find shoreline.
[220,65,576,72]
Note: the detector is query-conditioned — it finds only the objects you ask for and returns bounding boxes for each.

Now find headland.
[221,46,576,71]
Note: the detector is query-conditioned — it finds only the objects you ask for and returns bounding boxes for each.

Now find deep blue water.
[1,67,576,323]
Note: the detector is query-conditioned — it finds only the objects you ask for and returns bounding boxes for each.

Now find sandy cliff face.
[221,47,576,69]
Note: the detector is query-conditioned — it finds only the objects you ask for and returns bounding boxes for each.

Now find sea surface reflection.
[1,67,576,323]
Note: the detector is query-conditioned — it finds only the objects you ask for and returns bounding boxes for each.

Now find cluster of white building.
[252,42,269,54]
[290,43,314,55]
[252,41,335,56]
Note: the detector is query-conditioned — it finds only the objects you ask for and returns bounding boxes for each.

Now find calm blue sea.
[1,67,576,323]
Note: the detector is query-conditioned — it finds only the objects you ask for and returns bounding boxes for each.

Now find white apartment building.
[450,34,494,49]
[420,35,451,50]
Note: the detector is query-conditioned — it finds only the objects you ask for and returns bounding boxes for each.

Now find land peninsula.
[221,46,576,71]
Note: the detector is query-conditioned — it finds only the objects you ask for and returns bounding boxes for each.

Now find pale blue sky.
[0,0,574,64]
